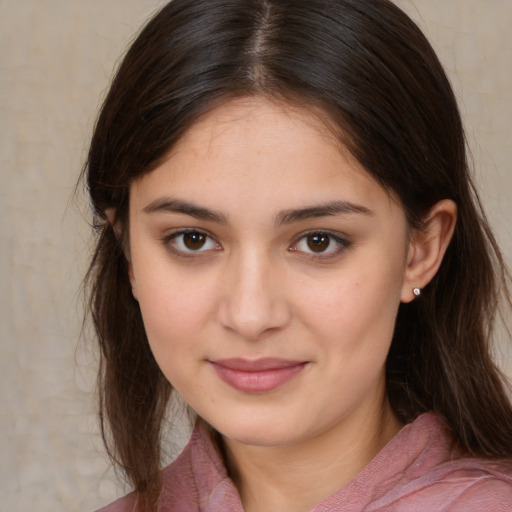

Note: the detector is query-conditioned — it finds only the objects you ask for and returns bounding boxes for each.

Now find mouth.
[209,358,308,393]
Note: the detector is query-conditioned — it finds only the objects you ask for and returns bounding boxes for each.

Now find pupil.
[307,234,329,252]
[184,232,206,250]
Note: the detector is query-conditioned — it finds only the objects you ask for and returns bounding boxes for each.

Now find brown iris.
[183,232,207,250]
[307,233,330,252]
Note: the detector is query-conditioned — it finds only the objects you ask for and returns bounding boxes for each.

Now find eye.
[290,231,349,258]
[164,229,221,254]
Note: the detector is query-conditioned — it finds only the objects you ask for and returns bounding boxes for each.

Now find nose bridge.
[218,244,289,340]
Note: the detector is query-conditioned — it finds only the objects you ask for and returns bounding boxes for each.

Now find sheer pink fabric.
[98,413,512,511]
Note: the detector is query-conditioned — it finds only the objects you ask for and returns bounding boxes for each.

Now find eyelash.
[160,229,350,260]
[289,230,350,260]
[161,229,221,258]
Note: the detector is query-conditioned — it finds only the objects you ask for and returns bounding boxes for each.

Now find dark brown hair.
[84,0,512,507]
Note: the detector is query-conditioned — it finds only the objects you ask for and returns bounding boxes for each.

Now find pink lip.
[210,358,307,393]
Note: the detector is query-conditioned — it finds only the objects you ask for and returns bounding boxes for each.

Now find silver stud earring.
[413,288,421,297]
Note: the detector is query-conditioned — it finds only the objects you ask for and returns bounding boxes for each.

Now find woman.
[85,0,512,510]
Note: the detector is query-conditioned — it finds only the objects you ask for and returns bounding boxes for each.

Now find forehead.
[130,96,399,218]
[167,97,343,163]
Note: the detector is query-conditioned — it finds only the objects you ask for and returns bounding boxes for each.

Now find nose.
[217,249,291,341]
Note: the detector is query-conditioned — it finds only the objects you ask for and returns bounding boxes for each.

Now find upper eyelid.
[160,228,221,249]
[159,226,351,249]
[162,227,216,240]
[292,229,348,243]
[290,230,350,257]
[160,229,221,258]
[160,227,348,242]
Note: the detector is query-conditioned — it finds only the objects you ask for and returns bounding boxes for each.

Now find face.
[127,97,412,448]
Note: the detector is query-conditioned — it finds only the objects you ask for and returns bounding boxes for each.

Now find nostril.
[217,284,291,340]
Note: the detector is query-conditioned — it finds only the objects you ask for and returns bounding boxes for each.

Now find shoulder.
[95,492,138,512]
[95,422,231,512]
[94,447,198,512]
[409,460,511,511]
[376,456,512,512]
[359,414,512,512]
[443,467,512,511]
[94,431,197,512]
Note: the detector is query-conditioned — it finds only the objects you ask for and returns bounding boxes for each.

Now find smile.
[209,358,308,393]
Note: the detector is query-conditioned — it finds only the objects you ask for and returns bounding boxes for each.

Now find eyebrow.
[142,197,373,225]
[143,198,229,224]
[275,200,374,225]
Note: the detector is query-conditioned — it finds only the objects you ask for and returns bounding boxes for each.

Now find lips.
[209,358,307,393]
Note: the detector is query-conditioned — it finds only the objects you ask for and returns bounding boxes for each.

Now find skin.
[126,97,456,512]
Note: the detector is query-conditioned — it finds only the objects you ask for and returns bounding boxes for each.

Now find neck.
[221,397,402,512]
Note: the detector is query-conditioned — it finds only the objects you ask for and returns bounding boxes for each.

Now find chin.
[223,428,297,447]
[207,411,310,448]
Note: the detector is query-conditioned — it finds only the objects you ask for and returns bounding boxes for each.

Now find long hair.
[83,0,512,507]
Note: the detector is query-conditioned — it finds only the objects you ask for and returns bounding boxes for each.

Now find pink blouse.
[98,413,512,511]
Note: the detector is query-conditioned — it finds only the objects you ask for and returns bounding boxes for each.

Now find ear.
[401,199,457,303]
[105,207,139,301]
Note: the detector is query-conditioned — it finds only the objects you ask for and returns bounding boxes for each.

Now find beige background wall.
[1,1,511,511]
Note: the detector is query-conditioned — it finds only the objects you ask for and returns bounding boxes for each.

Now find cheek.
[301,269,401,330]
[301,273,402,405]
[134,276,210,396]
[136,271,211,348]
[128,240,203,347]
